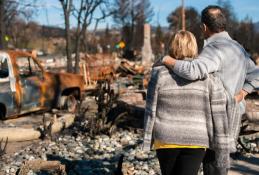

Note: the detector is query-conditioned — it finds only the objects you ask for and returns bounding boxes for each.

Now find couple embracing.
[143,5,259,175]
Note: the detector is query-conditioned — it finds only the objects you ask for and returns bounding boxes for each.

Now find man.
[162,5,259,175]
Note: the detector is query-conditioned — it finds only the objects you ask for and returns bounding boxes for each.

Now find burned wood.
[0,128,41,142]
[236,98,259,153]
[88,79,119,136]
[17,159,66,175]
[95,80,117,114]
[116,60,145,76]
[0,137,8,157]
[0,113,75,142]
[42,113,75,136]
[246,111,259,122]
[118,62,137,75]
[80,53,116,83]
[245,99,259,122]
[42,114,55,140]
[50,114,75,134]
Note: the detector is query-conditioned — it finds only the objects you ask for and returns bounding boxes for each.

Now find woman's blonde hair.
[168,30,198,60]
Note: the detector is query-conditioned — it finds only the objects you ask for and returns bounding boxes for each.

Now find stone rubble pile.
[0,125,160,175]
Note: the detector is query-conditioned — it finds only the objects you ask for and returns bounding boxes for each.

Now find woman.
[143,30,229,175]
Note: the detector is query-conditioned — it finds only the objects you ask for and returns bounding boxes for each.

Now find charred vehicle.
[0,50,84,119]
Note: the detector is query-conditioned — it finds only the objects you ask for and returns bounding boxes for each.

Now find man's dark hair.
[201,5,227,33]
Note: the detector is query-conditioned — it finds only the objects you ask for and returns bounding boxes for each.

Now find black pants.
[156,148,206,175]
[203,149,228,175]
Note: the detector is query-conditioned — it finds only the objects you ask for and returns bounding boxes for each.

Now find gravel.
[0,120,160,175]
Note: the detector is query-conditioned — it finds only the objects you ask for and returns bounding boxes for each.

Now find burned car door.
[0,54,17,117]
[16,57,44,111]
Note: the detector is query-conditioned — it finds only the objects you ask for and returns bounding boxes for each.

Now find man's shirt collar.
[204,31,232,47]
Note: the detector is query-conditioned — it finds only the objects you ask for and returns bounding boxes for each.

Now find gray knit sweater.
[173,31,259,96]
[143,65,237,168]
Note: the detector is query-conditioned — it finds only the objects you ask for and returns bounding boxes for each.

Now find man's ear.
[202,23,207,32]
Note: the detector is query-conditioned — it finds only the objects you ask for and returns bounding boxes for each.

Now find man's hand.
[235,90,248,103]
[162,55,177,68]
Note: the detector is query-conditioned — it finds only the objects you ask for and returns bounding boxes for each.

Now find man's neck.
[206,30,226,39]
[205,32,216,39]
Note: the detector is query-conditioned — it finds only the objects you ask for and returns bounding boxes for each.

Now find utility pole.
[181,0,186,31]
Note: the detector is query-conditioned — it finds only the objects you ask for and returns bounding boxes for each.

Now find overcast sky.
[30,0,259,29]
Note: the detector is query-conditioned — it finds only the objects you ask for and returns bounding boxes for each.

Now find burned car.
[0,50,84,119]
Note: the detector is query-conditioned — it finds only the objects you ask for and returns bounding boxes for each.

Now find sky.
[29,0,259,29]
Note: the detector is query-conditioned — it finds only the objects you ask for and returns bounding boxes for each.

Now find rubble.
[237,96,259,153]
[116,59,145,76]
[88,79,119,136]
[1,49,259,175]
[0,83,156,175]
[80,53,117,86]
[17,160,66,175]
[0,113,75,142]
[245,99,259,122]
[0,125,160,175]
[0,138,7,157]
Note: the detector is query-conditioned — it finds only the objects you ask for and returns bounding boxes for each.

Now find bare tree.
[217,0,238,36]
[113,0,132,50]
[152,24,165,56]
[134,0,154,49]
[167,7,202,49]
[234,17,256,53]
[113,0,130,26]
[59,0,112,73]
[0,0,5,49]
[72,0,112,73]
[59,0,73,73]
[10,20,41,49]
[0,0,35,49]
[113,0,153,52]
